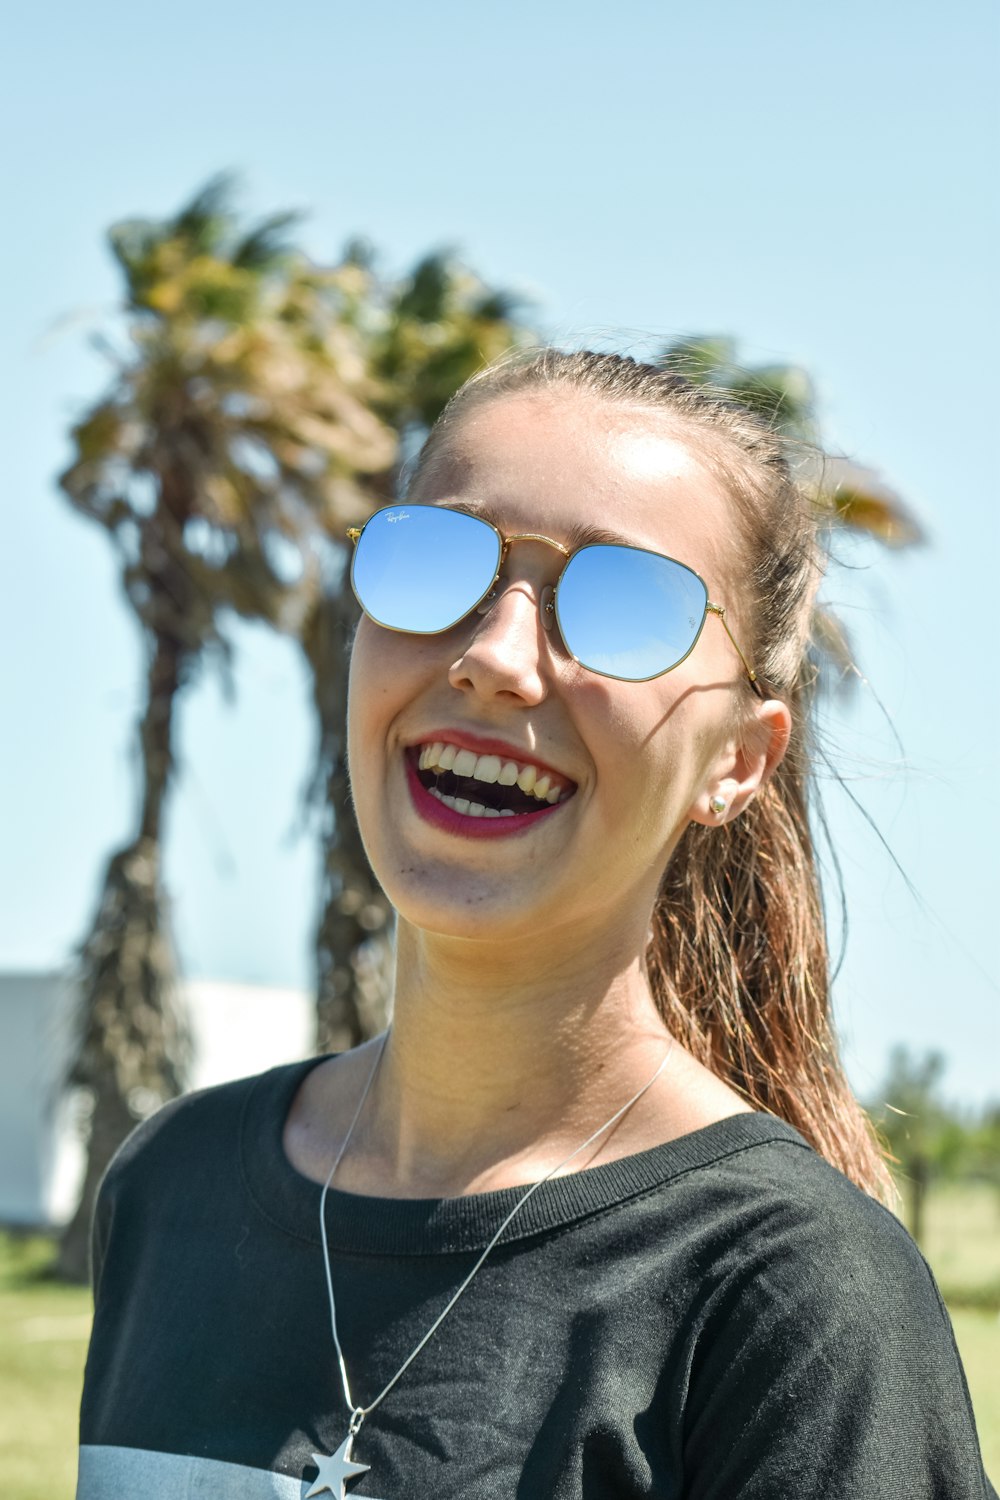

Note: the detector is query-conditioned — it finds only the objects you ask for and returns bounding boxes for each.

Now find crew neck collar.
[238,1054,810,1257]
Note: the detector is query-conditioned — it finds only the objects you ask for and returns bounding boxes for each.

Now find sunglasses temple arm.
[708,604,764,699]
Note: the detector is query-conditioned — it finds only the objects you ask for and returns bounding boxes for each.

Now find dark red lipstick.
[404,755,569,840]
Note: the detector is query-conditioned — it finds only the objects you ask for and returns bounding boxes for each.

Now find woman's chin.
[388,867,555,946]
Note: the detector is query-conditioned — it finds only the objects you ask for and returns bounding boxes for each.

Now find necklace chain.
[318,1032,674,1435]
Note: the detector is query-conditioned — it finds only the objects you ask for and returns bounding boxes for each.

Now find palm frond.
[472,288,528,323]
[231,211,303,271]
[659,335,739,382]
[170,170,239,252]
[659,335,817,439]
[341,237,376,271]
[813,456,927,547]
[394,252,455,322]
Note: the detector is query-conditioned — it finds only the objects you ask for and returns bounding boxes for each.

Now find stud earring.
[709,794,727,816]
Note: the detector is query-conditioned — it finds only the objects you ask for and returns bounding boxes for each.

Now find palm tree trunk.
[305,585,393,1054]
[55,942,147,1283]
[909,1157,930,1248]
[56,629,193,1283]
[139,628,184,840]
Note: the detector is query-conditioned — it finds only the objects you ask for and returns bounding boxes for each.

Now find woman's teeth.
[428,788,516,817]
[416,741,569,808]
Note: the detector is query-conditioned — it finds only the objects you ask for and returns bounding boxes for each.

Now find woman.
[77,351,995,1499]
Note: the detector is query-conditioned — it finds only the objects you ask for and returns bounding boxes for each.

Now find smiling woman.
[75,350,995,1500]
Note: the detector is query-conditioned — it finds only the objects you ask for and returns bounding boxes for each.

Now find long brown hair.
[411,347,894,1204]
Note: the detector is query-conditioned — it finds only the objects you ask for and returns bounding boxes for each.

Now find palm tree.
[56,175,394,1280]
[304,244,534,1051]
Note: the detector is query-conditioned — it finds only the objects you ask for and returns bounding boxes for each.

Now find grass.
[0,1236,91,1500]
[951,1309,1000,1482]
[894,1178,1000,1482]
[920,1179,1000,1306]
[1,1183,998,1497]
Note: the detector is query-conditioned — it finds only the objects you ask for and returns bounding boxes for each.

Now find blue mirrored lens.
[555,545,709,681]
[351,505,501,633]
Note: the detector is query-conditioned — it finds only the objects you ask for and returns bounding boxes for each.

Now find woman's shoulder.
[687,1111,927,1272]
[664,1113,948,1352]
[671,1121,992,1498]
[98,1055,325,1198]
[643,1051,920,1279]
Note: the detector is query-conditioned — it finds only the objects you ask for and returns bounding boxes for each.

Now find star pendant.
[305,1433,382,1498]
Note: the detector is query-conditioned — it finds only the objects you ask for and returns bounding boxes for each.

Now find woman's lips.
[404,756,568,840]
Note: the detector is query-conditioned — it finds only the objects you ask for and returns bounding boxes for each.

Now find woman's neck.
[356,918,675,1196]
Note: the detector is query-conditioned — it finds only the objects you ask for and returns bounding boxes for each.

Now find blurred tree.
[868,1045,968,1244]
[965,1104,1000,1200]
[56,174,394,1281]
[302,244,535,1051]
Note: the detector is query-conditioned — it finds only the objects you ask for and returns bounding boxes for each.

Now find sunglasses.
[347,503,760,691]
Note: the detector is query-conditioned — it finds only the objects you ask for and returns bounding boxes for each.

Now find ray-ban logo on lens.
[386,510,410,523]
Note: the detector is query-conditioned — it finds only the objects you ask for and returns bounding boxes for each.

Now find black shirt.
[77,1055,996,1498]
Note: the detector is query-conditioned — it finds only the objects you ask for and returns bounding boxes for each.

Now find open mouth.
[408,740,576,820]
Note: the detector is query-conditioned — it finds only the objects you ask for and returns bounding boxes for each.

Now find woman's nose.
[447,578,551,706]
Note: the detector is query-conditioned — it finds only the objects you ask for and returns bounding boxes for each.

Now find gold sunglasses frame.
[347,504,761,694]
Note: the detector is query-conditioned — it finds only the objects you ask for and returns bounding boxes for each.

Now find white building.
[0,972,314,1228]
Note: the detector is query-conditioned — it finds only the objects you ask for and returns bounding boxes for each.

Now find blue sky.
[2,0,997,1104]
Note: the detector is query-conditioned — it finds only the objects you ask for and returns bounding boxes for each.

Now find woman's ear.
[688,697,792,826]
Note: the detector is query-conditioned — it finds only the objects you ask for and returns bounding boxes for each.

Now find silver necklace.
[308,1032,674,1499]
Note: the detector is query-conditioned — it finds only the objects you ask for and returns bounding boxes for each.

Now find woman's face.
[348,391,772,949]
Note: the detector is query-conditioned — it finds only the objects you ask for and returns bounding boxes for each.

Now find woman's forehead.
[414,392,734,570]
